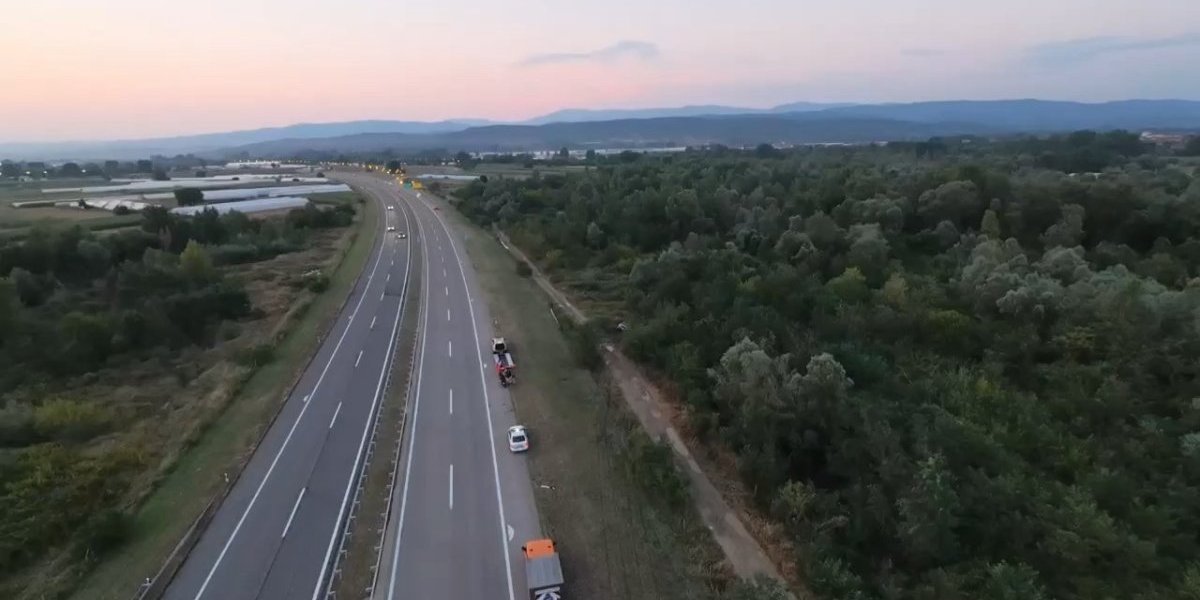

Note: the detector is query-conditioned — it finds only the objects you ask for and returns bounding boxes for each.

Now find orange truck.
[521,538,564,600]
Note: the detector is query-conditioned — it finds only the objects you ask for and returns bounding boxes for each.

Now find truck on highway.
[521,538,564,600]
[492,337,515,387]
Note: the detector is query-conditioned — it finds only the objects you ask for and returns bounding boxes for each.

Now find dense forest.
[0,201,353,579]
[454,132,1200,599]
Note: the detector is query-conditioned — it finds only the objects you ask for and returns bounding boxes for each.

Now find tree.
[722,575,791,600]
[152,168,170,181]
[981,208,1002,239]
[0,161,19,178]
[103,160,120,174]
[179,240,215,284]
[557,147,569,159]
[58,162,82,177]
[918,180,983,229]
[1183,136,1200,157]
[174,187,204,207]
[135,159,153,173]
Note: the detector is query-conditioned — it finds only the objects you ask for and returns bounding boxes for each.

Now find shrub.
[235,343,275,368]
[33,398,114,443]
[75,508,132,559]
[515,261,533,277]
[619,430,687,509]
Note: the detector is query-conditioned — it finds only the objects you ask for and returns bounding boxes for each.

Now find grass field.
[61,195,380,600]
[445,205,728,600]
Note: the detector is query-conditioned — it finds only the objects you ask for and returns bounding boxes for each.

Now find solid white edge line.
[387,187,434,600]
[311,179,413,600]
[328,401,342,429]
[425,196,518,600]
[191,180,389,600]
[281,488,306,539]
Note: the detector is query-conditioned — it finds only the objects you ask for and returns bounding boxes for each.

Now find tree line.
[453,132,1200,599]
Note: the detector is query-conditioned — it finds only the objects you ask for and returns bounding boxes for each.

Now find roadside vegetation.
[448,206,732,599]
[0,195,362,597]
[452,132,1200,600]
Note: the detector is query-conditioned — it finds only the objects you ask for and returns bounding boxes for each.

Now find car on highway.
[507,425,529,452]
[397,232,407,239]
[387,205,394,210]
[386,226,396,232]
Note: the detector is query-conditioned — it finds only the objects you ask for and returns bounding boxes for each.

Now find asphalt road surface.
[164,175,414,600]
[350,174,542,600]
[163,172,541,600]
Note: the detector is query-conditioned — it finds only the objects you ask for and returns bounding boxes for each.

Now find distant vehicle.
[433,206,440,211]
[397,232,407,239]
[387,205,394,210]
[492,337,509,354]
[387,226,395,232]
[508,425,529,452]
[522,538,564,600]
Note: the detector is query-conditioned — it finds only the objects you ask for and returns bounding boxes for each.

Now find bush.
[75,508,132,559]
[561,318,602,371]
[235,343,275,368]
[305,272,330,292]
[0,402,38,446]
[619,430,688,509]
[33,398,114,443]
[515,261,533,277]
[112,205,131,216]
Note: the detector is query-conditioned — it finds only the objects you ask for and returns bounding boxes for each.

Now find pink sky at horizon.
[3,0,1199,142]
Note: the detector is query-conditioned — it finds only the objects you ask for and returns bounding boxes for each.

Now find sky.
[2,0,1199,142]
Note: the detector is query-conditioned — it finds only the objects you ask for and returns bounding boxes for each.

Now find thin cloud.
[518,40,659,67]
[1027,32,1200,66]
[902,47,946,58]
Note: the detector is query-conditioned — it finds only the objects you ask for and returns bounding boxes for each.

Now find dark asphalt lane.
[163,175,415,600]
[362,177,542,600]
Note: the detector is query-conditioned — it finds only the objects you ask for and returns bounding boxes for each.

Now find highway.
[164,174,412,600]
[162,171,542,600]
[342,173,542,600]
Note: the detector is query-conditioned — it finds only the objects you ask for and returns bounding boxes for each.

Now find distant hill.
[817,99,1200,131]
[5,99,1200,161]
[0,119,491,161]
[525,102,853,124]
[220,114,996,157]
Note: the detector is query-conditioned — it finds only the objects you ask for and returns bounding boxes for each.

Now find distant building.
[1140,131,1189,149]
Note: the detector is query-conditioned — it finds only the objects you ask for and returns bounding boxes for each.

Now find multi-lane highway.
[161,171,541,600]
[342,173,541,600]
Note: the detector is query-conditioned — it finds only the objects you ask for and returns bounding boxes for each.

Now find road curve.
[337,173,542,600]
[163,175,415,600]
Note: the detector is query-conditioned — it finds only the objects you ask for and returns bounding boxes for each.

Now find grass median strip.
[332,200,423,599]
[69,195,379,600]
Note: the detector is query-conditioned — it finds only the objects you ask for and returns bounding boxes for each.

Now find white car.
[507,425,529,452]
[386,226,395,232]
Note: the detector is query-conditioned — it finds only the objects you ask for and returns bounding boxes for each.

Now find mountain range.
[3,100,1199,161]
